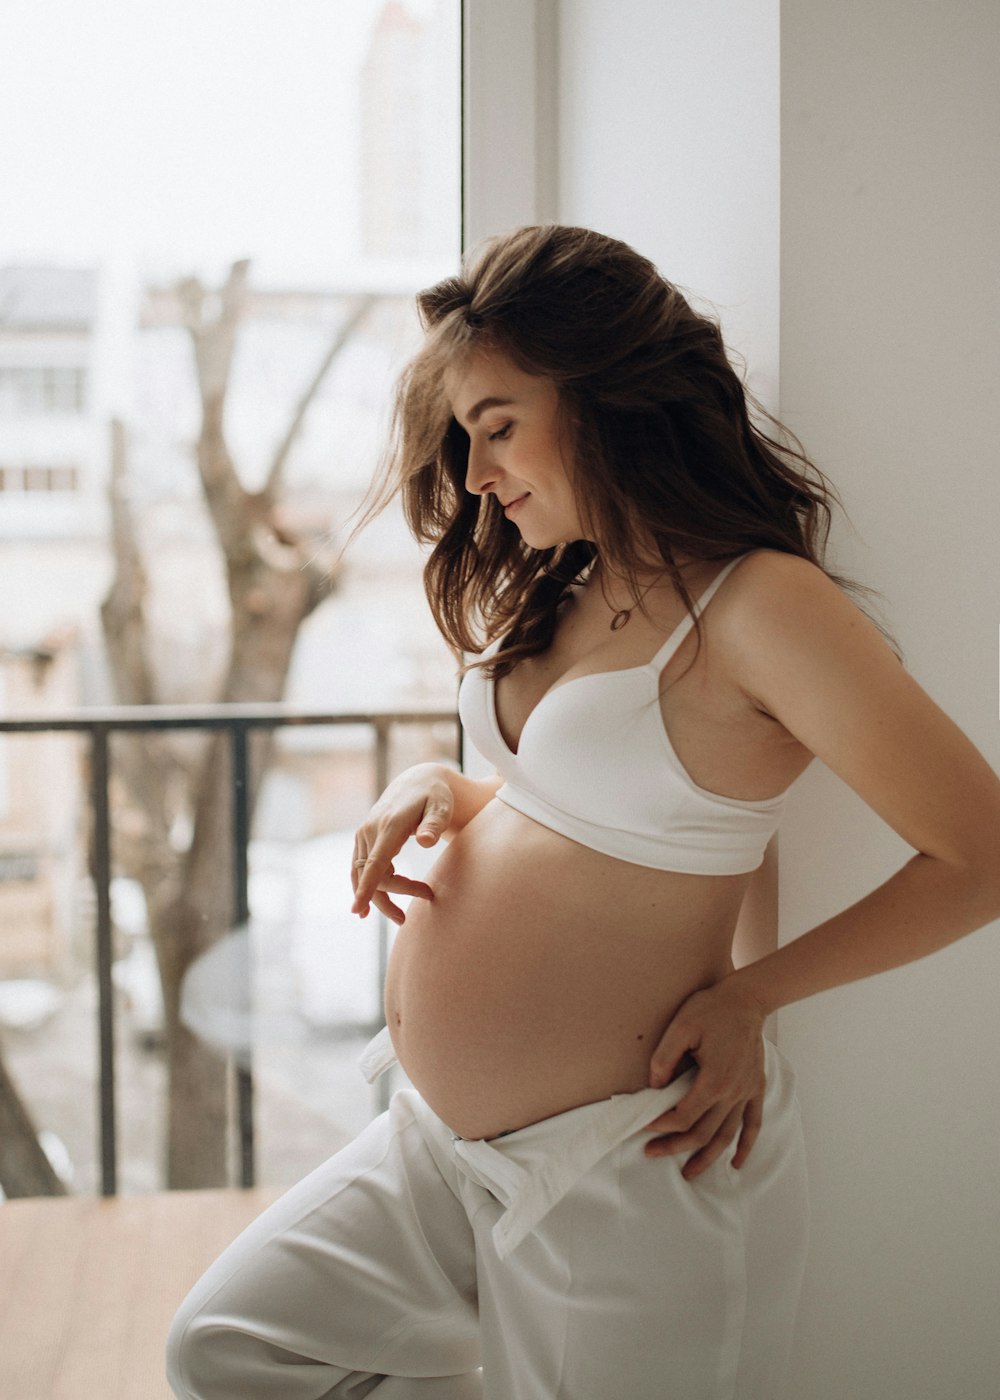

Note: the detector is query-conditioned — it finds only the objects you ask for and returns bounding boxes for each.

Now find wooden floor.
[0,1189,278,1400]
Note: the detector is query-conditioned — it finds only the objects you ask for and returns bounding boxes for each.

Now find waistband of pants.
[358,1024,734,1260]
[358,1024,398,1083]
[451,1072,710,1259]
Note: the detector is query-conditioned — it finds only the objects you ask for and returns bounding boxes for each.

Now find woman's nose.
[465,438,498,496]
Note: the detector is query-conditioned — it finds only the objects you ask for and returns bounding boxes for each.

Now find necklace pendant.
[610,608,631,631]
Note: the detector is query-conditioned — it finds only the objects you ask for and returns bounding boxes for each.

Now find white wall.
[778,3,1000,1397]
[552,8,1000,1392]
[465,0,1000,1394]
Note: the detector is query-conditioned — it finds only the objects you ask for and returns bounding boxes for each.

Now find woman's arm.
[351,762,502,922]
[722,554,1000,1012]
[644,552,1000,1175]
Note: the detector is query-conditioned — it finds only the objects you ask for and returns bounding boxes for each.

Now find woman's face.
[445,349,588,549]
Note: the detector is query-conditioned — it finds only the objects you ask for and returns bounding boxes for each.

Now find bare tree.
[100,262,375,1186]
[0,1050,68,1197]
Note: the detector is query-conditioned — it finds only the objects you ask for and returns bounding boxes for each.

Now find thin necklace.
[602,566,666,631]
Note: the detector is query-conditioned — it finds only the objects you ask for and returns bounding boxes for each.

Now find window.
[0,0,464,1195]
[0,366,87,415]
[0,464,79,492]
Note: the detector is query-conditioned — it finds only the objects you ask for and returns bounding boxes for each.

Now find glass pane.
[0,0,461,1196]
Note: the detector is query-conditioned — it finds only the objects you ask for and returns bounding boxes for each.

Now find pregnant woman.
[168,226,1000,1399]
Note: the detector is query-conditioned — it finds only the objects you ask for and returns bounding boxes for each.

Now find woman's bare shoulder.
[723,548,879,632]
[714,549,1000,868]
[731,546,837,592]
[716,547,894,702]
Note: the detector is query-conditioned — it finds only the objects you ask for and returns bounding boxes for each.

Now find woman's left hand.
[642,979,768,1181]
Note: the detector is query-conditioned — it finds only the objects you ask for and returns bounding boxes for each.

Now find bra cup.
[459,661,787,875]
[513,672,690,837]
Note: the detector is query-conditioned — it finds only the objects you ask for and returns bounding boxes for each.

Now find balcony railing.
[0,703,460,1196]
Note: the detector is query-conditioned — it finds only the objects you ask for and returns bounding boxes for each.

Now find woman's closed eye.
[488,423,512,442]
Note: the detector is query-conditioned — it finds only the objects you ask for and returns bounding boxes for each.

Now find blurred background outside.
[0,0,461,1196]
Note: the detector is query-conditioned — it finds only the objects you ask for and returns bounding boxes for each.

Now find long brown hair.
[354,224,899,675]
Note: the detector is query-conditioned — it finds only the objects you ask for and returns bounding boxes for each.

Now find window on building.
[0,365,87,415]
[0,464,79,492]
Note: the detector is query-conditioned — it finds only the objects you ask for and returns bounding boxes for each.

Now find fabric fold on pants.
[358,1024,709,1261]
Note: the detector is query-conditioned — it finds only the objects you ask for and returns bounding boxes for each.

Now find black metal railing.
[0,704,459,1195]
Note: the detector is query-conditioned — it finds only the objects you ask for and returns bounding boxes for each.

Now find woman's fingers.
[645,1102,746,1181]
[353,848,435,920]
[351,774,454,917]
[350,851,369,898]
[352,829,403,911]
[730,1095,764,1170]
[414,797,450,845]
[644,1100,729,1160]
[381,874,434,899]
[365,875,435,925]
[642,1071,720,1138]
[679,1105,746,1180]
[350,848,376,905]
[641,1067,764,1175]
[370,888,405,924]
[353,814,427,896]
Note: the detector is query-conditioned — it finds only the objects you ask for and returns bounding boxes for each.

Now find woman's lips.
[504,494,529,517]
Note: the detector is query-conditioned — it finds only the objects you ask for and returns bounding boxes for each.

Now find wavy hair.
[353,224,899,676]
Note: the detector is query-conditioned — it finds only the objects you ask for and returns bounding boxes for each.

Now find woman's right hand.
[351,764,455,925]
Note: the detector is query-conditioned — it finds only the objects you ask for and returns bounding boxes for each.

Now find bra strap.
[647,553,752,672]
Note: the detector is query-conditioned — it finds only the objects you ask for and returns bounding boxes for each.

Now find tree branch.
[177,259,250,404]
[100,419,155,706]
[180,262,253,562]
[263,294,377,502]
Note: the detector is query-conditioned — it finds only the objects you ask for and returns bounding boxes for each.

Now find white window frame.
[461,0,558,251]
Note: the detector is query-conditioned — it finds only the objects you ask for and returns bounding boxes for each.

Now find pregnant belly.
[383,801,745,1139]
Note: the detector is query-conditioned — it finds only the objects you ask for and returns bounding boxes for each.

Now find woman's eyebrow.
[462,396,516,426]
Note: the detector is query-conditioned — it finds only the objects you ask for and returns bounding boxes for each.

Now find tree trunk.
[156,911,230,1189]
[0,1047,68,1197]
[150,724,241,1188]
[151,568,311,1187]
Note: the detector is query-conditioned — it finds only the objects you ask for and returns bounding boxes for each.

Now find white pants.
[167,1029,808,1399]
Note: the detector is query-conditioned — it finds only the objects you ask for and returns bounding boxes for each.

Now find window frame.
[461,0,557,251]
